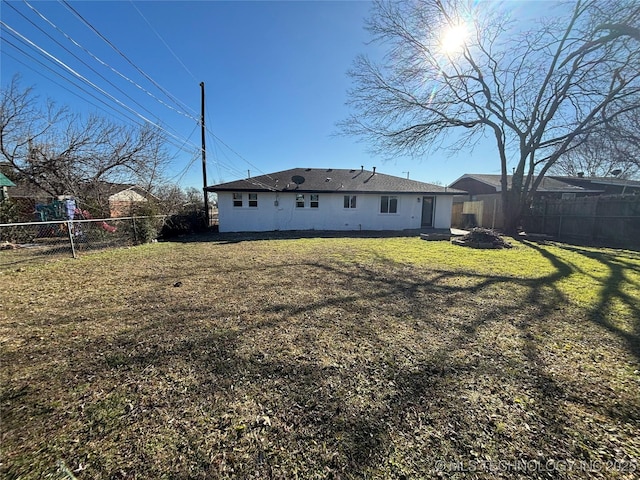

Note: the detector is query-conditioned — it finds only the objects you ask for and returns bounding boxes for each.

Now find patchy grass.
[1,234,639,479]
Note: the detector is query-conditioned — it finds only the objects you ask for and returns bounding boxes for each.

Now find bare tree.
[551,109,640,178]
[1,75,169,212]
[341,0,640,233]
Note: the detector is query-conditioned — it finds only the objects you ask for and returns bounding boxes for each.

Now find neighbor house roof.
[206,168,465,195]
[550,175,640,190]
[91,183,155,200]
[449,174,602,193]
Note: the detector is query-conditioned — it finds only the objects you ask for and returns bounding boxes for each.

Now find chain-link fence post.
[66,220,77,258]
[132,216,138,243]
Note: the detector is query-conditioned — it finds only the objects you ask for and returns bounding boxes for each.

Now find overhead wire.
[54,0,267,187]
[129,0,198,83]
[7,1,171,130]
[4,2,278,190]
[1,33,145,128]
[23,0,199,124]
[0,23,202,159]
[59,0,198,118]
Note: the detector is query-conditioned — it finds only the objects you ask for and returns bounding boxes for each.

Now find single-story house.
[449,174,602,200]
[448,174,604,229]
[0,162,153,220]
[206,167,465,233]
[103,184,153,217]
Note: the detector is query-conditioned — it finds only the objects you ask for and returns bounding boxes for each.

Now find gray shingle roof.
[206,168,464,194]
[550,175,640,189]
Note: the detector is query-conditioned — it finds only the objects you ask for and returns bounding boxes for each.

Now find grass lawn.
[1,233,639,479]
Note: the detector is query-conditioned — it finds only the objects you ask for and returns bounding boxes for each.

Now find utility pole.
[200,82,210,226]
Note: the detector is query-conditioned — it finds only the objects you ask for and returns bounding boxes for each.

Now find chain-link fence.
[0,216,166,269]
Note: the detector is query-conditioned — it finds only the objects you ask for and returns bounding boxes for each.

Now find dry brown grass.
[1,234,639,479]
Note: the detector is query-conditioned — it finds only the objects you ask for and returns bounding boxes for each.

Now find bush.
[128,203,163,244]
[159,210,208,239]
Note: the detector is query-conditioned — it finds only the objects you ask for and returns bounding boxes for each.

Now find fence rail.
[0,216,166,269]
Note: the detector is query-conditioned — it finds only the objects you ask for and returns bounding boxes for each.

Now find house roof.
[449,174,603,193]
[206,168,465,195]
[93,183,153,199]
[0,172,16,187]
[550,175,640,189]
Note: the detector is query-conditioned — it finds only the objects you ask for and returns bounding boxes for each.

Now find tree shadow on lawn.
[3,241,640,478]
[550,243,640,361]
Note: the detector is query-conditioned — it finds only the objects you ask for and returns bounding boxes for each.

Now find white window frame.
[380,195,398,214]
[233,192,243,207]
[344,195,357,209]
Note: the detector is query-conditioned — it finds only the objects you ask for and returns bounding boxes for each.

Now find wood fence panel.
[523,195,640,248]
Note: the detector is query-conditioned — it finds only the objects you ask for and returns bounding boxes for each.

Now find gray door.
[421,196,434,227]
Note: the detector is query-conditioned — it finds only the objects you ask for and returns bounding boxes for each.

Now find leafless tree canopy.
[1,75,169,207]
[342,0,640,232]
[550,109,640,178]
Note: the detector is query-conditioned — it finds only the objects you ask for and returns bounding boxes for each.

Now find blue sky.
[1,0,509,190]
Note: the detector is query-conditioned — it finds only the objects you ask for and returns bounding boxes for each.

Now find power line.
[4,3,275,189]
[23,0,199,124]
[129,0,198,83]
[1,35,144,128]
[1,25,204,163]
[6,1,170,129]
[59,0,198,118]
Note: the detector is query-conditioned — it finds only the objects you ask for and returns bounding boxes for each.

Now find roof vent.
[372,166,376,174]
[326,177,331,182]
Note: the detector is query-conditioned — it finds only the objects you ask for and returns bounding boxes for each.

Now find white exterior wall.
[432,195,453,229]
[217,191,454,232]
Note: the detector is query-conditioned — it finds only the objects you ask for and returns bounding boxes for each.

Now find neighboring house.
[102,184,153,217]
[206,167,465,233]
[0,163,153,219]
[448,174,603,229]
[449,174,602,199]
[0,172,16,202]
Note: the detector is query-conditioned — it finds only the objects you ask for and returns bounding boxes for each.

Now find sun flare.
[440,24,469,54]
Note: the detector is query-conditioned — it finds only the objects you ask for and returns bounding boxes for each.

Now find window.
[344,195,357,209]
[380,195,398,213]
[233,193,243,207]
[310,194,319,208]
[296,193,305,208]
[248,193,258,207]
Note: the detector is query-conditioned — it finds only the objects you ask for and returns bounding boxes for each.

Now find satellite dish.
[291,175,305,185]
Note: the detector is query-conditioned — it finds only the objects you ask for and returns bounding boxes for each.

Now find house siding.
[217,192,453,233]
[450,178,497,196]
[109,189,148,217]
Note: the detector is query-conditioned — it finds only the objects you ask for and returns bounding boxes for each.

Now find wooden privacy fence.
[522,195,640,248]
